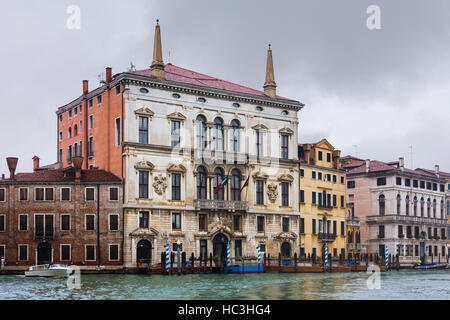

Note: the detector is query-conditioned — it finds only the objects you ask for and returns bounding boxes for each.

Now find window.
[139,212,149,228]
[59,131,63,141]
[213,118,224,150]
[312,191,316,205]
[420,181,425,189]
[109,245,119,261]
[74,125,78,137]
[85,187,95,201]
[18,245,28,261]
[281,135,289,159]
[405,179,411,187]
[68,110,72,119]
[333,175,337,183]
[413,180,418,188]
[199,214,207,231]
[109,214,119,231]
[281,110,289,116]
[378,225,385,238]
[61,245,71,261]
[396,194,401,215]
[379,194,385,216]
[256,130,263,157]
[426,182,431,190]
[59,115,63,122]
[18,214,28,231]
[88,99,93,108]
[171,173,181,200]
[340,195,345,208]
[232,103,240,108]
[300,169,304,178]
[312,171,316,179]
[256,106,263,112]
[300,190,305,203]
[138,116,149,144]
[318,151,323,161]
[171,120,181,148]
[115,85,121,95]
[108,187,119,201]
[377,177,386,186]
[139,171,149,199]
[89,115,93,129]
[333,194,337,207]
[85,245,96,261]
[85,215,95,231]
[318,172,322,180]
[235,240,242,257]
[396,177,402,185]
[35,188,54,201]
[340,221,345,236]
[19,188,28,201]
[420,197,425,217]
[405,196,410,216]
[197,97,206,103]
[282,217,289,232]
[341,176,345,184]
[172,93,181,99]
[233,215,242,231]
[61,215,70,231]
[398,225,403,237]
[300,218,305,234]
[88,137,94,156]
[312,219,316,234]
[115,118,121,146]
[230,169,241,201]
[326,153,331,162]
[260,244,266,252]
[256,180,264,205]
[213,168,224,201]
[281,182,289,206]
[61,188,71,201]
[257,216,265,233]
[97,95,102,105]
[196,166,207,200]
[230,119,240,152]
[200,239,208,259]
[172,212,181,230]
[59,149,63,162]
[196,115,207,149]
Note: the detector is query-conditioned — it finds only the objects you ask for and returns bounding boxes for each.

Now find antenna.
[98,73,106,85]
[409,145,413,169]
[168,50,171,64]
[128,61,136,72]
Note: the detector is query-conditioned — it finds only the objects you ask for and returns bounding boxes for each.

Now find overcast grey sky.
[1,0,450,174]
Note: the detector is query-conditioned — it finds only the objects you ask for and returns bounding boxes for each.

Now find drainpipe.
[97,184,101,268]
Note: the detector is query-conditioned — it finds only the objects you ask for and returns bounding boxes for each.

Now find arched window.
[356,231,360,244]
[230,119,240,152]
[196,166,207,200]
[405,196,410,216]
[230,169,241,201]
[432,199,437,218]
[396,194,401,215]
[68,127,72,139]
[427,198,431,217]
[447,200,450,218]
[196,115,207,149]
[440,200,444,219]
[413,196,417,216]
[379,194,385,216]
[348,231,353,243]
[74,124,78,137]
[420,197,425,217]
[213,118,224,150]
[213,167,224,200]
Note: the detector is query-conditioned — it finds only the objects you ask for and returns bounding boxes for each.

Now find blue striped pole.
[257,244,261,265]
[324,244,328,268]
[385,245,389,268]
[227,242,231,267]
[165,240,170,272]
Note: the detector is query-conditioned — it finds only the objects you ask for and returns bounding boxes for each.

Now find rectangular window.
[171,121,181,148]
[109,245,119,261]
[18,245,28,261]
[312,191,316,205]
[97,95,102,105]
[413,180,419,188]
[396,177,402,186]
[139,116,149,144]
[333,175,337,183]
[35,188,54,201]
[115,85,121,95]
[300,218,305,234]
[300,190,305,203]
[200,239,208,259]
[235,240,242,257]
[85,245,96,261]
[109,214,119,231]
[199,214,207,231]
[377,177,386,186]
[59,149,63,162]
[61,245,71,261]
[139,212,149,228]
[88,137,94,156]
[139,171,149,199]
[61,188,71,201]
[257,216,265,233]
[281,135,289,159]
[340,221,345,236]
[88,99,93,108]
[420,181,425,189]
[61,215,70,231]
[89,115,93,129]
[0,215,5,232]
[172,212,181,230]
[256,180,264,205]
[171,173,181,200]
[233,215,242,232]
[109,187,119,201]
[85,187,95,201]
[281,182,289,207]
[341,176,345,184]
[115,118,121,146]
[19,188,28,201]
[333,194,337,207]
[85,214,95,231]
[326,153,331,162]
[19,215,28,231]
[340,195,345,208]
[312,219,316,234]
[318,172,322,180]
[426,182,431,190]
[256,130,263,157]
[282,217,289,232]
[312,171,316,179]
[347,180,355,189]
[260,244,266,252]
[379,225,385,238]
[333,221,337,235]
[300,169,304,177]
[318,151,323,161]
[405,179,411,187]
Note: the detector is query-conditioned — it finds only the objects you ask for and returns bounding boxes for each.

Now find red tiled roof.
[130,64,294,101]
[416,168,450,178]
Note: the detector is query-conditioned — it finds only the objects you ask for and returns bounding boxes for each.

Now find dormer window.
[172,93,181,99]
[256,106,263,112]
[197,97,206,103]
[281,110,289,116]
[140,88,149,94]
[232,103,240,108]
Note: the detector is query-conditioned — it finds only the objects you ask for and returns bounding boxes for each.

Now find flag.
[238,176,250,200]
[214,175,229,194]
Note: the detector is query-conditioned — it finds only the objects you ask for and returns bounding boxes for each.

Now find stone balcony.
[366,215,448,227]
[318,232,337,242]
[346,219,360,228]
[348,243,362,250]
[194,199,249,211]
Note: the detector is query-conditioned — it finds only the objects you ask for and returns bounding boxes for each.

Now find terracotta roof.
[130,63,294,101]
[416,168,450,178]
[0,168,122,184]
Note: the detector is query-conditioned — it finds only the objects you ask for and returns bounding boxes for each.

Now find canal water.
[0,270,448,300]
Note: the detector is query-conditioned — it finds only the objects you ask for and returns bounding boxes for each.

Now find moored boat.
[224,264,264,274]
[413,263,448,270]
[25,264,70,277]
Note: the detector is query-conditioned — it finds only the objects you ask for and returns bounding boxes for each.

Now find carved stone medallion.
[153,174,167,195]
[267,183,278,203]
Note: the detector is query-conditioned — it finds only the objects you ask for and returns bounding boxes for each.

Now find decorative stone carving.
[251,123,269,130]
[279,127,294,135]
[278,174,294,183]
[129,227,159,239]
[134,107,154,119]
[167,112,186,122]
[273,231,298,241]
[167,163,186,173]
[153,174,167,195]
[267,183,278,203]
[252,169,268,181]
[134,161,154,171]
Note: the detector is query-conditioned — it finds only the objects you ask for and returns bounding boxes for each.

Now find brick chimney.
[106,67,112,84]
[6,157,18,180]
[72,156,83,182]
[332,150,341,169]
[83,80,89,95]
[399,157,404,172]
[303,144,311,165]
[32,156,40,171]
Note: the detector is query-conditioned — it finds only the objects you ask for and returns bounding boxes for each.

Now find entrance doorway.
[37,242,52,265]
[281,242,291,258]
[136,240,152,264]
[212,233,228,267]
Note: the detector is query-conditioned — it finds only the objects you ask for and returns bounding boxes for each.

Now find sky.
[1,0,450,175]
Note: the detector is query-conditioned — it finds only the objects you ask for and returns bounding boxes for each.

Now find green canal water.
[0,270,448,300]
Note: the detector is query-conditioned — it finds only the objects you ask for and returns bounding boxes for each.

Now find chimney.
[106,67,112,84]
[150,19,165,79]
[6,157,18,180]
[1,174,4,180]
[303,144,311,165]
[435,165,440,176]
[32,156,40,171]
[83,80,89,95]
[333,150,341,169]
[399,157,404,171]
[263,44,277,98]
[365,159,370,173]
[72,157,84,182]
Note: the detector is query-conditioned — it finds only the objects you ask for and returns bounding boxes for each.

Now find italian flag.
[214,175,229,194]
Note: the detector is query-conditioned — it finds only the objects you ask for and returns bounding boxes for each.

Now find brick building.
[0,156,123,271]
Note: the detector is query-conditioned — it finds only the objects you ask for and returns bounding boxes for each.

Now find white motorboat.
[25,264,70,277]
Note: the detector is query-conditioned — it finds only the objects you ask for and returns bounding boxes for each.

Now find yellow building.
[298,139,347,260]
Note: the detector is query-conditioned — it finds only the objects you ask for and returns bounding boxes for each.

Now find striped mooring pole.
[324,244,329,269]
[226,242,231,267]
[385,245,389,268]
[165,240,170,272]
[257,244,261,265]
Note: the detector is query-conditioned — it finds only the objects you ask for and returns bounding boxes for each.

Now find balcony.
[194,199,248,211]
[318,204,333,210]
[346,219,360,228]
[366,215,448,227]
[318,232,337,242]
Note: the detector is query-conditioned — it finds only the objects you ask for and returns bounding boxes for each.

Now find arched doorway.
[213,233,228,267]
[37,242,52,265]
[281,242,291,258]
[136,240,152,264]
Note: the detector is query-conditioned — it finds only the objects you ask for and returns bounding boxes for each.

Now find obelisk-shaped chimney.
[150,19,165,79]
[263,44,277,98]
